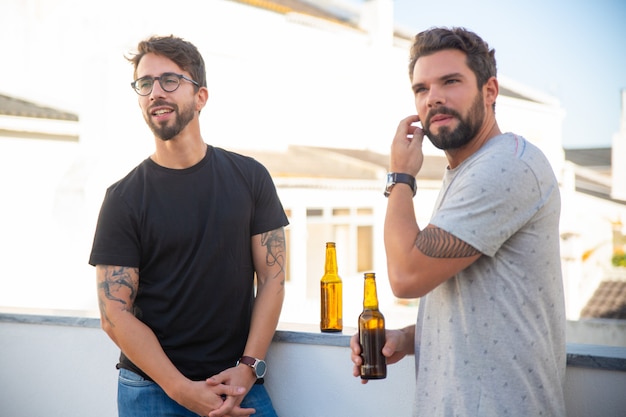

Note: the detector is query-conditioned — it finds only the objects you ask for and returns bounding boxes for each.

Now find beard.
[423,91,485,150]
[145,100,196,141]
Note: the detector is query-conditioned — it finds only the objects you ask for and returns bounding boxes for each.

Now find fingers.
[208,404,256,417]
[382,329,401,357]
[349,333,361,355]
[350,333,362,366]
[391,114,425,153]
[404,115,425,147]
[205,378,246,398]
[223,385,246,397]
[380,329,394,355]
[394,115,420,143]
[401,114,421,129]
[206,389,254,417]
[390,115,425,175]
[349,333,370,384]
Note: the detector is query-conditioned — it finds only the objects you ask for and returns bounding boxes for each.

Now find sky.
[375,0,626,149]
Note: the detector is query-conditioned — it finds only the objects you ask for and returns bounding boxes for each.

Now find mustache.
[148,100,177,113]
[425,107,461,125]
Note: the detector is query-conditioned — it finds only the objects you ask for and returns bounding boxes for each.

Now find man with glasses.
[90,35,288,417]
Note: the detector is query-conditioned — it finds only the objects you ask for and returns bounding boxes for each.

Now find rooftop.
[237,145,448,180]
[0,94,78,121]
[565,147,612,175]
[581,280,626,320]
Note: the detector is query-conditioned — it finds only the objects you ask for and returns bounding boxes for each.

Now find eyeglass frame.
[130,72,200,96]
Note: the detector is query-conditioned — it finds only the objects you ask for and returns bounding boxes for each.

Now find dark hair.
[126,35,206,89]
[408,27,496,89]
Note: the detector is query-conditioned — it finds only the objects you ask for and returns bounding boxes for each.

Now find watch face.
[384,173,395,197]
[255,360,267,378]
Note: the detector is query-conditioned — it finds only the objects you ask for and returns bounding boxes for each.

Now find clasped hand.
[175,365,257,417]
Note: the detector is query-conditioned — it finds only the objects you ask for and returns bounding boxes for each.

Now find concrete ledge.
[2,311,625,372]
[566,343,626,371]
[2,310,626,417]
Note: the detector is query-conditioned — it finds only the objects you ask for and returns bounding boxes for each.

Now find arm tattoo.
[98,266,138,311]
[415,227,480,258]
[260,228,286,282]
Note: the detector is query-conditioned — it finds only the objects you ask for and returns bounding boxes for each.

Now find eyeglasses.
[130,72,200,96]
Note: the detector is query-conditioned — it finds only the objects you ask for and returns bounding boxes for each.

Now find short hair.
[126,35,206,89]
[408,27,497,89]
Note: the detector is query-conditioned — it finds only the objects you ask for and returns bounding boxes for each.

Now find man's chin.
[151,128,177,141]
[426,136,445,150]
[424,129,446,150]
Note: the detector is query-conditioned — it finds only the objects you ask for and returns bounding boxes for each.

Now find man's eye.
[138,79,153,89]
[163,77,179,87]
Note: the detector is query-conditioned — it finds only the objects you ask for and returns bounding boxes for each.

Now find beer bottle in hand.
[320,242,342,332]
[358,272,386,379]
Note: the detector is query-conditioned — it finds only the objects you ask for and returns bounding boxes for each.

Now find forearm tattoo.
[415,227,480,258]
[260,228,286,283]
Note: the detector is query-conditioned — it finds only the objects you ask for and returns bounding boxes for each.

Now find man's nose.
[149,79,167,99]
[427,86,445,107]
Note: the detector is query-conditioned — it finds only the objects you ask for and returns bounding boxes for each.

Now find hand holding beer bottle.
[358,272,386,379]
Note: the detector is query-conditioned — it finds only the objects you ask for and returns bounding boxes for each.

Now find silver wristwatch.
[384,172,417,197]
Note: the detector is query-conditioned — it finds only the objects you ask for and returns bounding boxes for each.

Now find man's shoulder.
[472,133,551,171]
[484,133,547,160]
[106,158,151,194]
[212,146,256,162]
[210,146,269,172]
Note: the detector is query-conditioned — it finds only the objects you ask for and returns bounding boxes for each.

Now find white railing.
[1,312,625,417]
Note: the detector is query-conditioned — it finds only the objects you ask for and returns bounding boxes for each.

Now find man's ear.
[484,76,499,109]
[196,86,209,112]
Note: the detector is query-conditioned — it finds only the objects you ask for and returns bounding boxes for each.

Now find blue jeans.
[118,368,278,417]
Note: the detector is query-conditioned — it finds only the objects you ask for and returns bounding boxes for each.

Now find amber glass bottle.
[320,242,342,332]
[358,272,387,379]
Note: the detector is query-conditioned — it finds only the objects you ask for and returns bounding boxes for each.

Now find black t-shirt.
[89,145,288,380]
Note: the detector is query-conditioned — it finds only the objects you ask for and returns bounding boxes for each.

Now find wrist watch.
[384,172,417,197]
[237,356,267,379]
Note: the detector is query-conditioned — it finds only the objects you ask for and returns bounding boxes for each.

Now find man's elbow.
[100,316,113,336]
[99,312,121,346]
[388,273,429,299]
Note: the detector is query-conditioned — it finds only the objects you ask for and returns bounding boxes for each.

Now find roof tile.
[580,279,626,319]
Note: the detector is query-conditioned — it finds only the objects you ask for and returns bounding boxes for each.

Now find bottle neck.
[363,275,379,310]
[324,245,338,275]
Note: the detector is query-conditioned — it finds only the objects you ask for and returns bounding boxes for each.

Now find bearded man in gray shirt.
[351,27,566,417]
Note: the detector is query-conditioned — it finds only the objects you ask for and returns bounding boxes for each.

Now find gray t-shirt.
[413,133,566,416]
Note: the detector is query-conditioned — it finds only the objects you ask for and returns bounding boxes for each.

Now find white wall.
[0,321,119,417]
[1,316,626,417]
[266,340,416,416]
[566,319,626,347]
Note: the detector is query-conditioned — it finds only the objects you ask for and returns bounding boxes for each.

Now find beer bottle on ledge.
[320,242,342,332]
[358,272,386,379]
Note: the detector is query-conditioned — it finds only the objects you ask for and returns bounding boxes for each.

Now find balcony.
[1,311,625,417]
